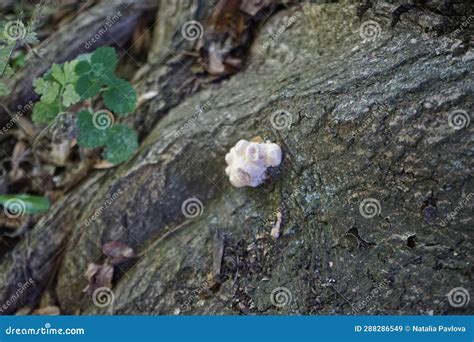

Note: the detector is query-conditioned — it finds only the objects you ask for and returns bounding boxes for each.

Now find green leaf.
[11,51,26,70]
[104,124,138,164]
[75,74,102,99]
[42,83,60,104]
[100,72,120,87]
[75,60,92,75]
[3,65,14,77]
[75,52,93,63]
[25,31,39,45]
[51,63,67,85]
[31,101,60,124]
[63,60,79,84]
[0,42,15,76]
[0,44,12,60]
[95,67,117,86]
[0,194,50,215]
[91,47,117,70]
[62,84,80,107]
[33,78,60,104]
[77,110,109,148]
[103,79,137,115]
[32,78,49,94]
[0,80,9,96]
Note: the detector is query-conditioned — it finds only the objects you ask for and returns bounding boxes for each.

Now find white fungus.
[225,139,282,188]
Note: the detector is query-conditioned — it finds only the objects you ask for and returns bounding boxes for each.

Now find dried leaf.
[102,241,135,264]
[83,262,114,295]
[197,0,277,76]
[50,141,71,166]
[137,90,158,107]
[93,160,116,169]
[206,43,227,75]
[9,140,28,181]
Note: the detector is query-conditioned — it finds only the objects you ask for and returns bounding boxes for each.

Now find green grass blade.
[0,194,51,215]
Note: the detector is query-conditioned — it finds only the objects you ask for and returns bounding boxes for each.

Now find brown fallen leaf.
[50,140,72,167]
[137,91,159,107]
[83,262,114,295]
[197,0,278,76]
[9,139,28,181]
[93,160,117,169]
[102,241,135,265]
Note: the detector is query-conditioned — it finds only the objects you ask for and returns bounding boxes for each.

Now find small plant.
[31,47,139,164]
[0,16,39,96]
[0,23,16,96]
[0,42,14,96]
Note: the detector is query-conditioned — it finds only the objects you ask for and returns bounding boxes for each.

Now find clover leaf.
[76,74,102,99]
[91,47,117,71]
[31,101,60,124]
[103,78,137,115]
[104,124,138,164]
[77,110,109,148]
[32,46,141,164]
